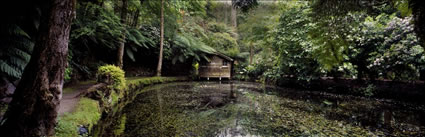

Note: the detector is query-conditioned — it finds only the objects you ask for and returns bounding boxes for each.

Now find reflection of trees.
[155,88,165,137]
[230,82,237,99]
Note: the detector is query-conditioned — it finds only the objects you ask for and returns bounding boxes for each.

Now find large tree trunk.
[156,0,165,76]
[0,0,74,136]
[117,0,128,68]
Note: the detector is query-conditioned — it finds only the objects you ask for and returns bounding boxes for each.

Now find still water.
[121,81,425,137]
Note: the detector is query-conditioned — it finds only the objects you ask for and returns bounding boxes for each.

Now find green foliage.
[238,3,279,44]
[96,65,126,91]
[241,1,424,83]
[246,61,272,80]
[69,1,158,78]
[68,2,124,78]
[71,2,124,50]
[369,15,424,80]
[171,33,216,64]
[273,5,321,82]
[203,22,239,57]
[232,0,258,12]
[64,66,72,82]
[353,84,377,97]
[309,14,353,70]
[0,24,34,79]
[363,84,376,97]
[311,0,394,18]
[347,13,425,80]
[165,9,239,64]
[126,77,187,87]
[261,66,283,84]
[139,0,196,39]
[125,27,155,62]
[395,0,412,17]
[55,98,101,137]
[345,13,385,79]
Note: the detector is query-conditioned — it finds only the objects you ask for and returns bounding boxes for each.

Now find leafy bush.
[246,63,270,80]
[271,6,322,82]
[64,66,72,82]
[96,65,126,91]
[203,22,239,57]
[366,16,425,80]
[261,66,282,84]
[356,84,377,97]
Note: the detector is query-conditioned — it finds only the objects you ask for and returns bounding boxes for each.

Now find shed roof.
[214,52,234,61]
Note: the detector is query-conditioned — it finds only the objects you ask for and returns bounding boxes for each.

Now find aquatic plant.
[120,82,425,137]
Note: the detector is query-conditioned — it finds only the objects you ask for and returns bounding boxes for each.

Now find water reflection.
[122,81,425,137]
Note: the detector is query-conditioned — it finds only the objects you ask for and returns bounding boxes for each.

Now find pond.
[121,81,425,137]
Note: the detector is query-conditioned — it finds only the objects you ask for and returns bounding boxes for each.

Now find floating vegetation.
[120,81,425,137]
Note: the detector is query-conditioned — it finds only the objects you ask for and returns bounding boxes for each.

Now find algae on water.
[115,81,425,137]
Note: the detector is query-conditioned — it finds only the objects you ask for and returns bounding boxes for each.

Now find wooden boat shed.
[198,53,234,80]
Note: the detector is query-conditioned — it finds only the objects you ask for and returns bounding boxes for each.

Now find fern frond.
[8,25,31,39]
[7,48,31,62]
[6,57,28,69]
[125,48,136,62]
[0,60,22,79]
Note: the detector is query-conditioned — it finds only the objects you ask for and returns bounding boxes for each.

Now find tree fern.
[171,33,216,64]
[0,61,21,79]
[125,28,155,62]
[0,25,34,79]
[70,2,124,50]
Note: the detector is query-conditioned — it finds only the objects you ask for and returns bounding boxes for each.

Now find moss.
[127,77,187,88]
[55,98,101,137]
[56,76,187,137]
[97,65,126,91]
[0,102,8,117]
[110,90,119,105]
[92,77,189,137]
[113,114,126,135]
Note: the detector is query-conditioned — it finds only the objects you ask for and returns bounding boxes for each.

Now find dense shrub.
[96,65,126,91]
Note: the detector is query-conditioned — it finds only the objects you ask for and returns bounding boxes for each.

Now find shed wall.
[199,56,232,78]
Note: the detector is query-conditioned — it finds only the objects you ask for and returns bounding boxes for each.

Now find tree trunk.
[156,0,165,76]
[117,0,128,68]
[231,3,237,28]
[117,37,125,69]
[132,9,140,27]
[0,0,74,136]
[410,0,425,44]
[224,4,229,25]
[249,43,253,65]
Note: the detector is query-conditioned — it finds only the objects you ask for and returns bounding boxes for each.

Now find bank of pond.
[69,79,425,137]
